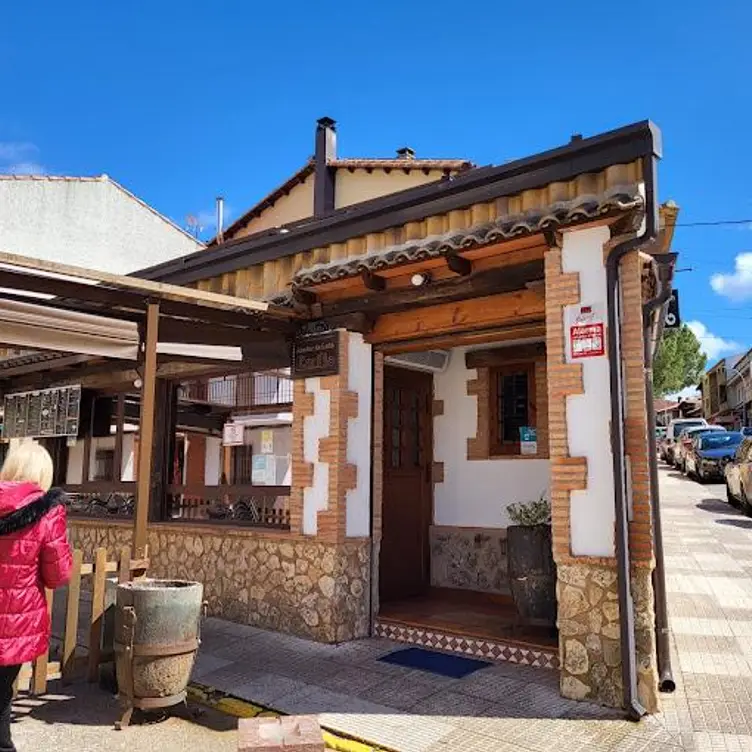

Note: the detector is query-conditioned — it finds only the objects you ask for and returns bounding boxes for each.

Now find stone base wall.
[69,521,371,644]
[557,561,659,712]
[430,526,509,595]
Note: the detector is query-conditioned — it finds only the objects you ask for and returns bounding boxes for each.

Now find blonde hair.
[0,442,54,492]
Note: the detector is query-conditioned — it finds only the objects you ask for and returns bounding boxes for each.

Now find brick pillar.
[546,227,659,712]
[289,329,373,641]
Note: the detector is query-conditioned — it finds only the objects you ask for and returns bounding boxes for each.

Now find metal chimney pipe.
[216,196,225,244]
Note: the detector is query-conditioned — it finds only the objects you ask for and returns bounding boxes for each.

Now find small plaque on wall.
[292,331,340,379]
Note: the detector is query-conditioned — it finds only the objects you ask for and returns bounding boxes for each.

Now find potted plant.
[506,494,557,629]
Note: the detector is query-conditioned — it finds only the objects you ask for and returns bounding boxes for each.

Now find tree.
[652,325,707,397]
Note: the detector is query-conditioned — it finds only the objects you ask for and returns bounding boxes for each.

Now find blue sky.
[1,1,751,367]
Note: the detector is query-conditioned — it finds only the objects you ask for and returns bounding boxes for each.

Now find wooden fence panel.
[28,546,149,697]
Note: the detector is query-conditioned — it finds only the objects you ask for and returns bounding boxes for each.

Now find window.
[489,364,536,456]
[93,449,116,482]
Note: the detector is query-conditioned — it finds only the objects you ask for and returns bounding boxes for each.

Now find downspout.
[642,253,678,693]
[605,150,660,721]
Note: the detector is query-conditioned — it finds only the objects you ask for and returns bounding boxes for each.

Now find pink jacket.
[0,482,73,666]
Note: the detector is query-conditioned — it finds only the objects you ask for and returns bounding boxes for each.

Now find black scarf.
[0,488,67,537]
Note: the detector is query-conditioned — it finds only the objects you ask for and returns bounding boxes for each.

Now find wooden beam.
[361,269,386,291]
[465,342,546,369]
[375,321,546,355]
[366,288,545,345]
[445,254,472,276]
[0,250,291,317]
[157,319,287,347]
[134,303,159,559]
[113,394,126,482]
[321,260,544,319]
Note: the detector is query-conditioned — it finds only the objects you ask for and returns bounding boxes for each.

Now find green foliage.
[653,325,707,398]
[507,493,551,526]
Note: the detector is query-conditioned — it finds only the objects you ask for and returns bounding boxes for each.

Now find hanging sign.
[664,289,681,329]
[292,331,340,379]
[569,305,605,359]
[222,422,245,446]
[519,427,538,455]
[2,385,82,439]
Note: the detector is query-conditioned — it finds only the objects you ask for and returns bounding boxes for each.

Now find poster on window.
[567,304,605,360]
[260,429,274,455]
[519,426,538,455]
[252,454,277,486]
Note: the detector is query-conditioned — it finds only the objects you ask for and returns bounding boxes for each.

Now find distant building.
[0,173,203,274]
[701,354,746,426]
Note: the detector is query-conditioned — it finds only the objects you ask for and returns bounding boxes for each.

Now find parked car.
[676,425,725,473]
[725,437,752,514]
[663,418,708,464]
[685,431,744,482]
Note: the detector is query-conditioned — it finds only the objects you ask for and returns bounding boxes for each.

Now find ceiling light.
[411,272,431,287]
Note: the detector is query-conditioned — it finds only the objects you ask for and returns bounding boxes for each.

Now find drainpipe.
[642,253,677,694]
[605,150,660,721]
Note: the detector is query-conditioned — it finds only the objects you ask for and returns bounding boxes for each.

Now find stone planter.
[506,524,557,627]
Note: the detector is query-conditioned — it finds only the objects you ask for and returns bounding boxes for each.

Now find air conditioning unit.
[384,350,451,374]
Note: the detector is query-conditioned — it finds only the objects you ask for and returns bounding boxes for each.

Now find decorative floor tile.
[373,620,559,670]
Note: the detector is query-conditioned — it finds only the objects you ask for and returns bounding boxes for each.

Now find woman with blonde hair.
[0,442,72,752]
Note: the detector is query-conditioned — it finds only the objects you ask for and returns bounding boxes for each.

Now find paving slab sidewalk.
[191,468,752,752]
[11,680,238,752]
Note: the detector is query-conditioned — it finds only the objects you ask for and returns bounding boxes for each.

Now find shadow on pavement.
[716,517,752,530]
[12,681,236,733]
[695,498,738,515]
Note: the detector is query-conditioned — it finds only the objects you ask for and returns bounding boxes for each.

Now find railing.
[178,370,293,412]
[65,482,136,519]
[167,484,291,529]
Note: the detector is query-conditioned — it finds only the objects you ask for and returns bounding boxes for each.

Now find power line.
[674,219,752,228]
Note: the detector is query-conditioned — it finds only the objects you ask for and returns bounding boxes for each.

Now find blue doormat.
[378,647,491,679]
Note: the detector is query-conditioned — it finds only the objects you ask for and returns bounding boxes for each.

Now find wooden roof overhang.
[0,251,301,392]
[283,187,645,349]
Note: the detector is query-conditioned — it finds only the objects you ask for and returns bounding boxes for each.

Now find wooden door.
[380,366,433,603]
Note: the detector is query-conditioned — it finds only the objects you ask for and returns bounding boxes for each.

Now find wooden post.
[113,393,126,482]
[62,549,83,683]
[134,302,159,560]
[81,397,94,484]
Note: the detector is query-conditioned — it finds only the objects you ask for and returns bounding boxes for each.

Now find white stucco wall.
[433,347,550,529]
[204,437,222,486]
[346,333,372,537]
[303,377,331,535]
[561,225,615,557]
[0,176,202,274]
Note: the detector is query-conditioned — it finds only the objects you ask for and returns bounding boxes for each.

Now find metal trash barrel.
[114,579,204,729]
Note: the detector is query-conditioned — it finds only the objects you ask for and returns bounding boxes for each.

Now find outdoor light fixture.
[411,272,431,287]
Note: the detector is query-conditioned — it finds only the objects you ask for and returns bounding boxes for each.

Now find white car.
[663,418,708,465]
[676,424,726,473]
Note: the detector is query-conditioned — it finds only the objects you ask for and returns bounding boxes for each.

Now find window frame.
[488,362,537,457]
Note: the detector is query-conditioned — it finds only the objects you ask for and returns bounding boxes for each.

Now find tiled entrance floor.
[376,589,559,670]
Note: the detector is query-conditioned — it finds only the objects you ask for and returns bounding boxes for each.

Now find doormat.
[378,647,491,679]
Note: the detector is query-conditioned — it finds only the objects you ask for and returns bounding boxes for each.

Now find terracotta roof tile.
[290,185,643,290]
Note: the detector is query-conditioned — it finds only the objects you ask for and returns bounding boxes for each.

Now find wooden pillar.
[113,393,126,483]
[81,400,94,484]
[134,303,159,559]
[149,379,178,521]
